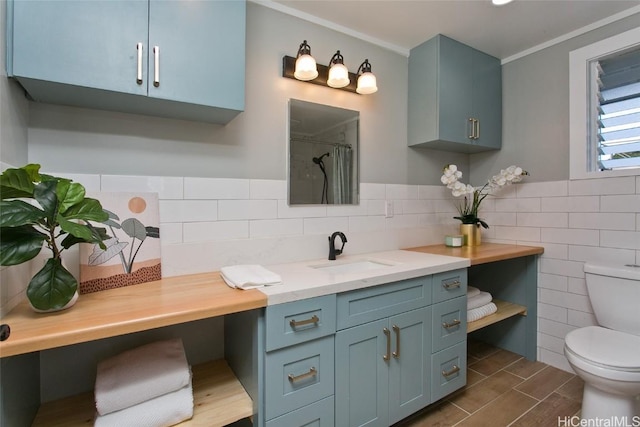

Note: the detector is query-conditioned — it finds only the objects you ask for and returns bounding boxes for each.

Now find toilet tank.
[584,262,640,336]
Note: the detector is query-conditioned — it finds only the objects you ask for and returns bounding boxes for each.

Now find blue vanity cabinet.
[262,295,337,427]
[335,277,433,427]
[6,0,245,124]
[408,34,502,153]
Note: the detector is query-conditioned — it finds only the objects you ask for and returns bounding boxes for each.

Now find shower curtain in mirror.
[332,144,353,204]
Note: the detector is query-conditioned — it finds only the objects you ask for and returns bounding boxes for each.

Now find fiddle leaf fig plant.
[0,164,109,311]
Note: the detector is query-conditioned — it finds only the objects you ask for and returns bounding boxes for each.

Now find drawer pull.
[442,365,460,378]
[392,325,400,359]
[383,327,391,361]
[442,280,461,290]
[289,314,319,328]
[153,46,160,87]
[136,42,143,84]
[288,366,317,383]
[442,319,461,329]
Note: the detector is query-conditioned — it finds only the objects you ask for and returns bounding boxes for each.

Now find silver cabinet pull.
[442,319,461,329]
[468,118,475,139]
[442,280,461,290]
[442,365,460,378]
[288,366,317,383]
[383,327,391,361]
[153,46,160,87]
[289,315,319,328]
[474,119,480,140]
[392,325,400,359]
[136,43,143,84]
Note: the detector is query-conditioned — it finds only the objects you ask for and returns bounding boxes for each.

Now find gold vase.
[460,224,481,246]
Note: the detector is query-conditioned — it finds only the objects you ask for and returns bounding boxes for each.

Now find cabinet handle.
[442,319,461,329]
[288,366,317,383]
[136,43,143,85]
[468,118,475,139]
[442,280,461,290]
[153,46,160,87]
[474,119,480,140]
[383,327,391,361]
[289,314,319,328]
[392,325,400,359]
[442,365,460,378]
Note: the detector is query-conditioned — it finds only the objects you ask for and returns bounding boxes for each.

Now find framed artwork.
[79,192,161,294]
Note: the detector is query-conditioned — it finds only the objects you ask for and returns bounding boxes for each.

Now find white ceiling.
[267,0,640,60]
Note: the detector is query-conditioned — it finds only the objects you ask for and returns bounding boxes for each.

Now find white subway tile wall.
[1,164,639,374]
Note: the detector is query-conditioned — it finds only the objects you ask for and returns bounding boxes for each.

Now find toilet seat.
[565,326,640,378]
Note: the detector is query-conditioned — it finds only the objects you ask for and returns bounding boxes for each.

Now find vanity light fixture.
[327,50,350,88]
[492,0,513,5]
[356,59,378,94]
[293,40,318,81]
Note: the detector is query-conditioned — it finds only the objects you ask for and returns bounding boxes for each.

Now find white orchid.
[442,164,528,228]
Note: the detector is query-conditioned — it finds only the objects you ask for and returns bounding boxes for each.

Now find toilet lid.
[565,326,640,371]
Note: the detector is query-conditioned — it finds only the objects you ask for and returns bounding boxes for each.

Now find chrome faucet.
[328,231,347,260]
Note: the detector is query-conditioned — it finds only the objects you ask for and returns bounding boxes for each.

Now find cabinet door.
[388,308,432,425]
[437,36,473,145]
[147,0,245,110]
[10,0,148,96]
[472,49,502,150]
[335,319,389,427]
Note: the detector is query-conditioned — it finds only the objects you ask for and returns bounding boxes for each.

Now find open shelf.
[32,359,253,427]
[467,299,527,333]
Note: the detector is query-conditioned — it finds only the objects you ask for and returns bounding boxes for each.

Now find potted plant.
[0,164,109,311]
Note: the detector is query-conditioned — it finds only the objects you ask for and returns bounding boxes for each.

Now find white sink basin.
[311,260,392,275]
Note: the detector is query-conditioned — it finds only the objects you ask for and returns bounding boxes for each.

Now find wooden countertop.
[405,242,544,265]
[0,272,267,358]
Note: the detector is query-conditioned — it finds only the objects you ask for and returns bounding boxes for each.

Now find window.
[570,27,640,180]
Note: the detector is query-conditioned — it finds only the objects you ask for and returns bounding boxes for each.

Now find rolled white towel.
[467,302,498,323]
[467,286,481,298]
[95,338,190,415]
[94,379,193,427]
[220,264,282,289]
[467,291,492,310]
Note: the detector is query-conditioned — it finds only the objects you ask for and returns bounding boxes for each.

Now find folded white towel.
[467,291,493,310]
[95,338,190,416]
[94,380,193,427]
[220,264,282,289]
[467,302,498,323]
[467,286,481,298]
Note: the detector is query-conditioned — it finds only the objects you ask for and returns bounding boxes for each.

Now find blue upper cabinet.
[6,0,245,124]
[408,34,502,152]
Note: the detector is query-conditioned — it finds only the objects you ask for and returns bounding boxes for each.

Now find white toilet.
[564,262,640,419]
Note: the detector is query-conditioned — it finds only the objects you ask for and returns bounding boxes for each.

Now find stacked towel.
[220,264,283,289]
[94,338,193,427]
[467,287,497,323]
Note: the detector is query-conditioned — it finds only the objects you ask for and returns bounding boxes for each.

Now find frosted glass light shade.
[492,0,513,5]
[327,63,350,88]
[356,72,377,94]
[294,54,318,81]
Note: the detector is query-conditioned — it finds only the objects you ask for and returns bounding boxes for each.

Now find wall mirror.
[288,99,359,205]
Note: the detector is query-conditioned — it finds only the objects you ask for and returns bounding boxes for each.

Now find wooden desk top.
[405,242,544,265]
[0,272,267,357]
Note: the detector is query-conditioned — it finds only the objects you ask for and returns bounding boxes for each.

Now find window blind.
[594,47,640,170]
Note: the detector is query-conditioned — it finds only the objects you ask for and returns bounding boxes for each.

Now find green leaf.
[63,198,108,222]
[0,166,38,199]
[57,215,94,242]
[60,224,110,249]
[122,218,147,241]
[145,226,160,239]
[27,258,77,311]
[56,180,85,214]
[0,226,46,265]
[34,180,59,224]
[0,200,45,227]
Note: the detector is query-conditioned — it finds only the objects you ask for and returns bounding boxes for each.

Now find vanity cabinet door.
[335,319,389,427]
[9,0,148,96]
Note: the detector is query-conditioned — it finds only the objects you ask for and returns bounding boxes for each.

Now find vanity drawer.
[336,276,432,330]
[431,341,467,402]
[432,296,466,352]
[266,295,336,351]
[266,395,334,427]
[432,269,467,304]
[265,335,335,420]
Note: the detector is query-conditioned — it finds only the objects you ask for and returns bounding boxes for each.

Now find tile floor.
[397,340,584,427]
